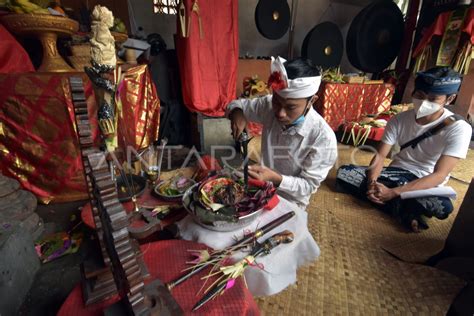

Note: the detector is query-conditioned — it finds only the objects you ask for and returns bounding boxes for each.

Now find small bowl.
[153,178,196,201]
[116,174,146,202]
[182,183,263,232]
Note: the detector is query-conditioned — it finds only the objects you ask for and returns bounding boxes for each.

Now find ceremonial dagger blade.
[192,230,295,311]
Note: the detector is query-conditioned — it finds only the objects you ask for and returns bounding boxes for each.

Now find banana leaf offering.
[187,173,276,225]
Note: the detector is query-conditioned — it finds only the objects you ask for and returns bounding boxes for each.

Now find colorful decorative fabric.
[176,0,239,117]
[0,66,160,203]
[436,8,469,66]
[315,82,394,131]
[413,8,474,59]
[413,8,473,74]
[116,65,160,150]
[414,67,462,95]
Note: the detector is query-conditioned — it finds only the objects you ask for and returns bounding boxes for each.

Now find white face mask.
[412,98,442,119]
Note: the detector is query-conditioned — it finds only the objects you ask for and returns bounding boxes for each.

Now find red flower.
[267,71,287,91]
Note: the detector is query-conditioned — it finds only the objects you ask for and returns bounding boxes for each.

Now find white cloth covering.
[176,196,320,296]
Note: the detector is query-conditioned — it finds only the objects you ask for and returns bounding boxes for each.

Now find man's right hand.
[230,108,247,140]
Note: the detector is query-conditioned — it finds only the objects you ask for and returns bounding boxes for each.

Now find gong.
[255,0,291,40]
[346,0,404,73]
[302,22,343,68]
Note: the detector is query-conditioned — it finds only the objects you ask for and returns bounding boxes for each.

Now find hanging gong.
[302,22,343,68]
[255,0,291,40]
[346,0,404,73]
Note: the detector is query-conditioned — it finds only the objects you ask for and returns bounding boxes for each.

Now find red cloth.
[176,0,239,117]
[341,122,386,142]
[413,8,474,58]
[247,122,263,136]
[0,73,99,203]
[315,82,394,131]
[57,240,260,316]
[0,24,34,73]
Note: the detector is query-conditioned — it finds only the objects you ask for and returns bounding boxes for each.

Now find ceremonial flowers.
[267,71,288,91]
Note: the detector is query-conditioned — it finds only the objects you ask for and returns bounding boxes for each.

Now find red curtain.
[0,24,34,73]
[176,0,239,117]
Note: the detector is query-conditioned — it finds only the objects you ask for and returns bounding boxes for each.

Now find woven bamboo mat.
[450,149,474,184]
[256,206,466,315]
[327,145,469,263]
[256,144,469,314]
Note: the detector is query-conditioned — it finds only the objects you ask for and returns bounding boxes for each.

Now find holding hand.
[366,182,399,204]
[230,109,248,140]
[248,165,282,186]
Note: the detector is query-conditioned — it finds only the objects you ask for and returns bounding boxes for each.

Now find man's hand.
[367,182,399,204]
[230,109,247,140]
[248,165,282,186]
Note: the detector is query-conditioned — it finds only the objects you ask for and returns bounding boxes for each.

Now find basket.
[67,56,91,71]
[70,44,90,57]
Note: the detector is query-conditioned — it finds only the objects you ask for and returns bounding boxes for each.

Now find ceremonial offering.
[154,176,196,201]
[182,172,276,231]
[116,174,146,202]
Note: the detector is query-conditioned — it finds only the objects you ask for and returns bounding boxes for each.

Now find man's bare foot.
[411,219,421,233]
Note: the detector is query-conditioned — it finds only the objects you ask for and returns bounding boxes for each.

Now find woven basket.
[70,44,90,57]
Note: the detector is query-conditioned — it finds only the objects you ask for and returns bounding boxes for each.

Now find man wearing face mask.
[336,67,472,232]
[226,57,338,209]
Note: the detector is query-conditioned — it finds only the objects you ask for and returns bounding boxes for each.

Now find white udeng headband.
[269,56,321,99]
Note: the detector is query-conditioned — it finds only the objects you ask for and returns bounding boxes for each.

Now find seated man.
[226,57,337,209]
[336,67,472,232]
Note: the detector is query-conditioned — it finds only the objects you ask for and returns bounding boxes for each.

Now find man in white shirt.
[226,57,337,209]
[336,67,472,232]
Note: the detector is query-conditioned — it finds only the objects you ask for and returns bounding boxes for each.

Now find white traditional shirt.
[226,95,338,209]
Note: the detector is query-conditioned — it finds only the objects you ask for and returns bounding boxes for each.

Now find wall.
[129,0,366,72]
[129,0,177,48]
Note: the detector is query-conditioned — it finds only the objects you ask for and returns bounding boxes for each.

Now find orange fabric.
[0,24,34,73]
[116,65,161,150]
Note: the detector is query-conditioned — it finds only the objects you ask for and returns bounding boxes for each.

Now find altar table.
[315,82,394,131]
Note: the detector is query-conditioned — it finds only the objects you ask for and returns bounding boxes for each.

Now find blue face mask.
[292,115,305,126]
[288,100,312,127]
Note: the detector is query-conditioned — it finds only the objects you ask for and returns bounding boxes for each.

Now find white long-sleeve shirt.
[226,95,337,209]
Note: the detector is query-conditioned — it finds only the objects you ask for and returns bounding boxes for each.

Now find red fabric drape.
[0,24,34,73]
[176,0,239,117]
[57,240,260,316]
[413,8,474,58]
[0,67,160,203]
